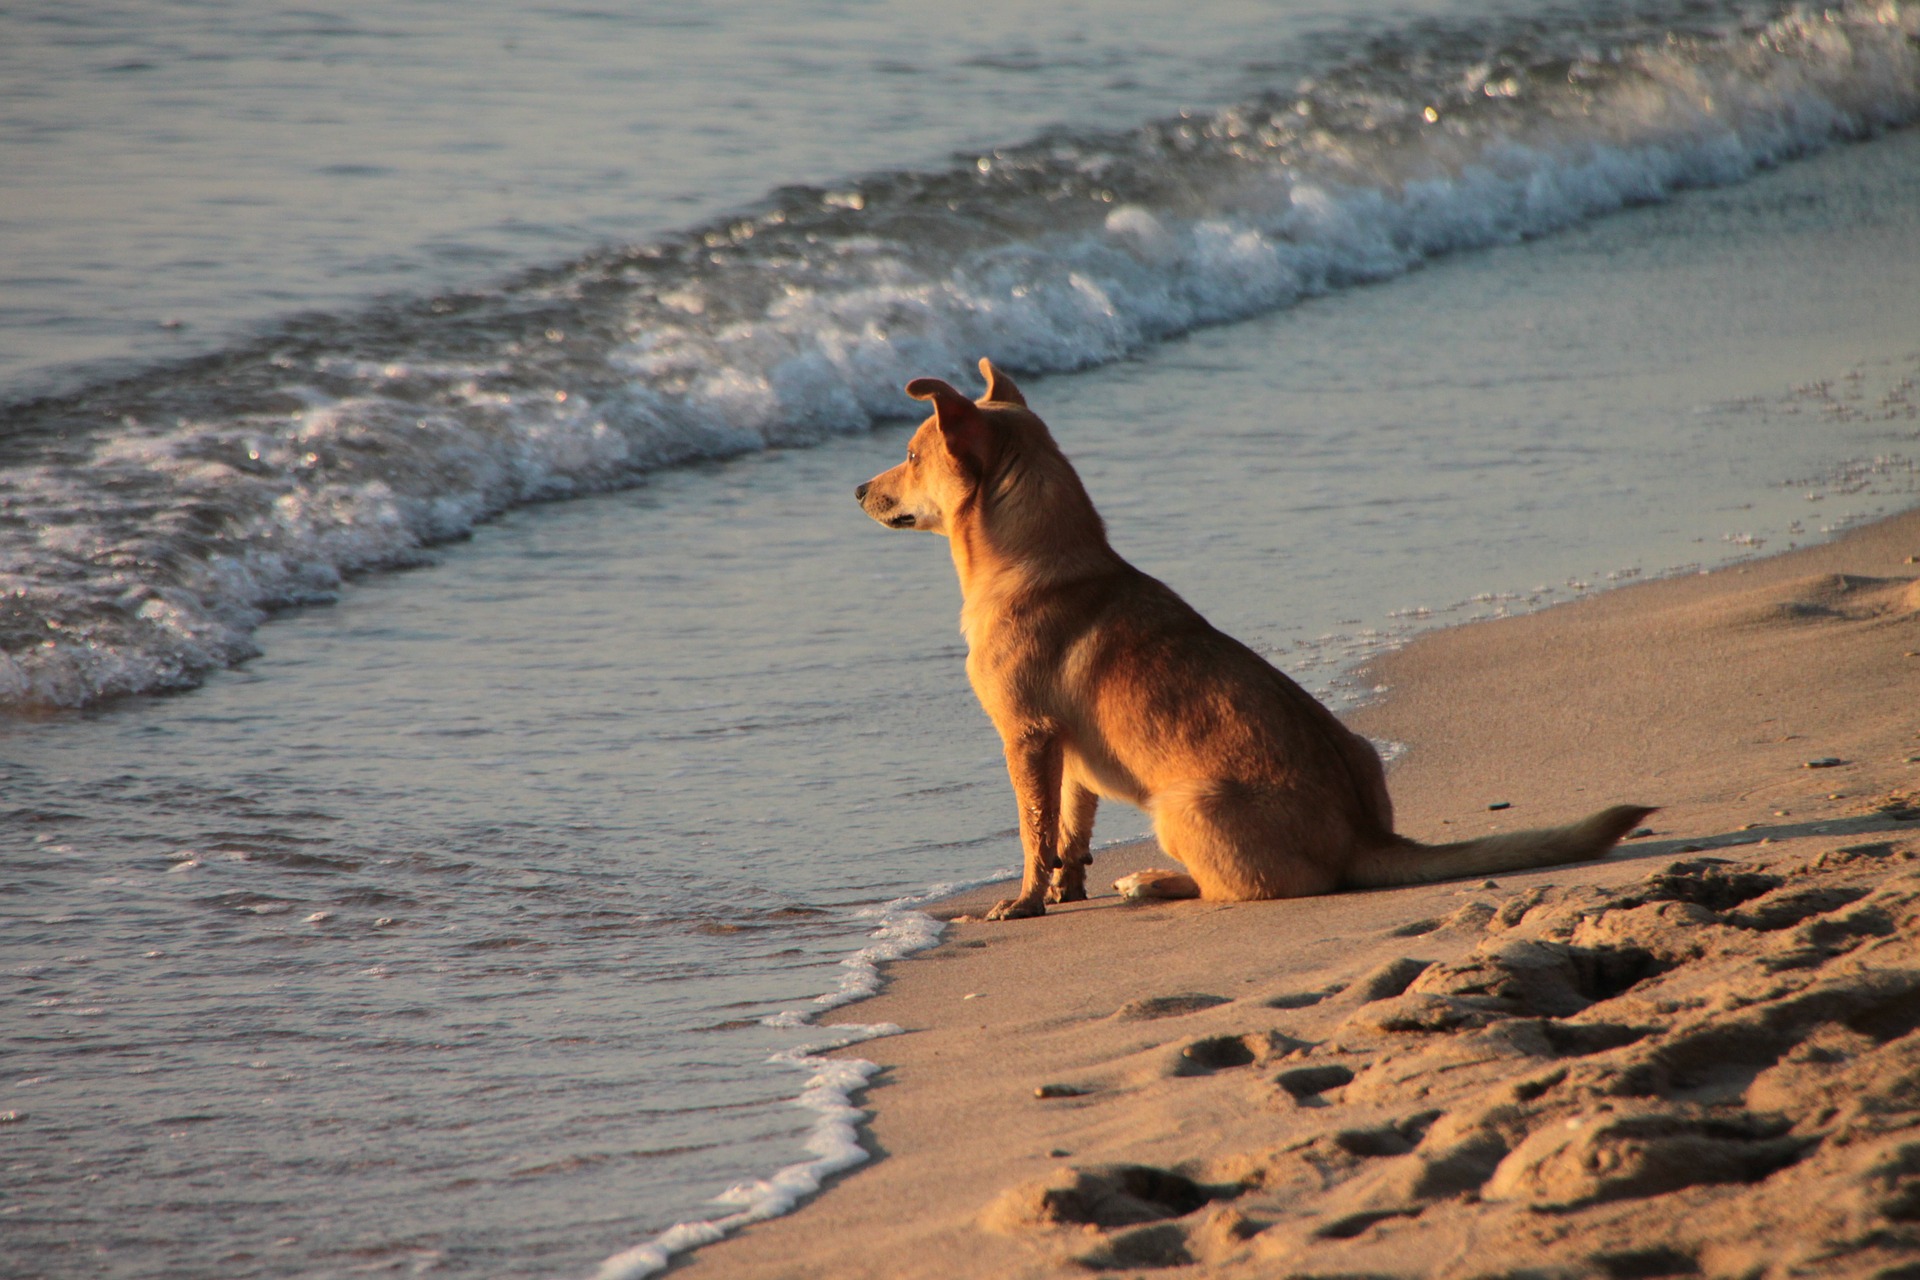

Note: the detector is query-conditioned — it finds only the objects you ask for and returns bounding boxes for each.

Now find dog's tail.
[1341,804,1656,890]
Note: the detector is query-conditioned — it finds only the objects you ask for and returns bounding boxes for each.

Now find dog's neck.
[947,447,1124,611]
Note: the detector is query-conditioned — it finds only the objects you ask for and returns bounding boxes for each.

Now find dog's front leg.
[1048,780,1098,903]
[985,723,1063,921]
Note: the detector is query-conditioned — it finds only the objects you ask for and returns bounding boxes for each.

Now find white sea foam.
[585,1049,881,1280]
[586,870,1014,1280]
[759,870,1014,1029]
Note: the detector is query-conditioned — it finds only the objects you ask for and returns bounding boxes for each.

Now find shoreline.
[670,506,1920,1278]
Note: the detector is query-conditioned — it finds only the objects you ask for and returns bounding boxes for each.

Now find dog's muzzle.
[856,481,915,527]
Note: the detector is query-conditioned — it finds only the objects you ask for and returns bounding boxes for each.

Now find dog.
[855,358,1653,921]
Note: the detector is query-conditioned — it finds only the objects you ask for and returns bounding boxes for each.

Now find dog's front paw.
[1046,864,1087,904]
[985,896,1045,921]
[1046,880,1087,905]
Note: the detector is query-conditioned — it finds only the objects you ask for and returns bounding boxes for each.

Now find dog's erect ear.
[977,358,1027,408]
[906,376,992,469]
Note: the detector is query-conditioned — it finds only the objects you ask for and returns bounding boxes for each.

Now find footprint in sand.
[1110,992,1231,1021]
[1169,1030,1302,1077]
[980,1162,1256,1268]
[1265,983,1344,1010]
[1274,1063,1355,1106]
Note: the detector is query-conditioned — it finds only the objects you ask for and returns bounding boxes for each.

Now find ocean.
[2,0,1917,1276]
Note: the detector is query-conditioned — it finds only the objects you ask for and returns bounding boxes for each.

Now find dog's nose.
[854,482,869,501]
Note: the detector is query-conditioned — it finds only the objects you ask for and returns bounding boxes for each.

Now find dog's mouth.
[886,513,916,529]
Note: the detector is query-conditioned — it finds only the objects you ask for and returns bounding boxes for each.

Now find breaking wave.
[3,0,1916,708]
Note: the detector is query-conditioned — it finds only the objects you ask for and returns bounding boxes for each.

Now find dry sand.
[676,509,1920,1279]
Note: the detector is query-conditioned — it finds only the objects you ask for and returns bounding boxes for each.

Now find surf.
[3,2,1917,712]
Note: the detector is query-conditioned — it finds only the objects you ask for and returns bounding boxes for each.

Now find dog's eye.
[907,450,918,463]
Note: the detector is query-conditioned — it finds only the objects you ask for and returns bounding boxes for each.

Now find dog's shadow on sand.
[1611,808,1920,866]
[934,813,1920,919]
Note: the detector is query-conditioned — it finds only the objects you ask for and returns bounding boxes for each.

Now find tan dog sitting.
[856,359,1652,921]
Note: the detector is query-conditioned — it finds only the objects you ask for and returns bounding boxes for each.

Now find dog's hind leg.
[1048,779,1099,904]
[1151,781,1344,901]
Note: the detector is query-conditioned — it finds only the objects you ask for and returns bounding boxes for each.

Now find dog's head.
[854,357,1031,536]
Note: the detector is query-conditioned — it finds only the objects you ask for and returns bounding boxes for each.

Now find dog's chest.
[959,593,1152,805]
[959,599,1067,707]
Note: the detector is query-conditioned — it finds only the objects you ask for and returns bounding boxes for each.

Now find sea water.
[2,1,1918,1276]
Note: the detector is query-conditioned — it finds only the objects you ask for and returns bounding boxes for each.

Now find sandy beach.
[8,6,1918,1272]
[675,506,1920,1279]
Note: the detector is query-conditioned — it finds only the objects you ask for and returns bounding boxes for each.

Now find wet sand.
[673,506,1920,1279]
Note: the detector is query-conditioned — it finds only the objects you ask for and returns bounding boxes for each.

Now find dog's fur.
[856,359,1653,921]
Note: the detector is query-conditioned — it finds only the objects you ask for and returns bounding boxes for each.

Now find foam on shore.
[586,869,1015,1280]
